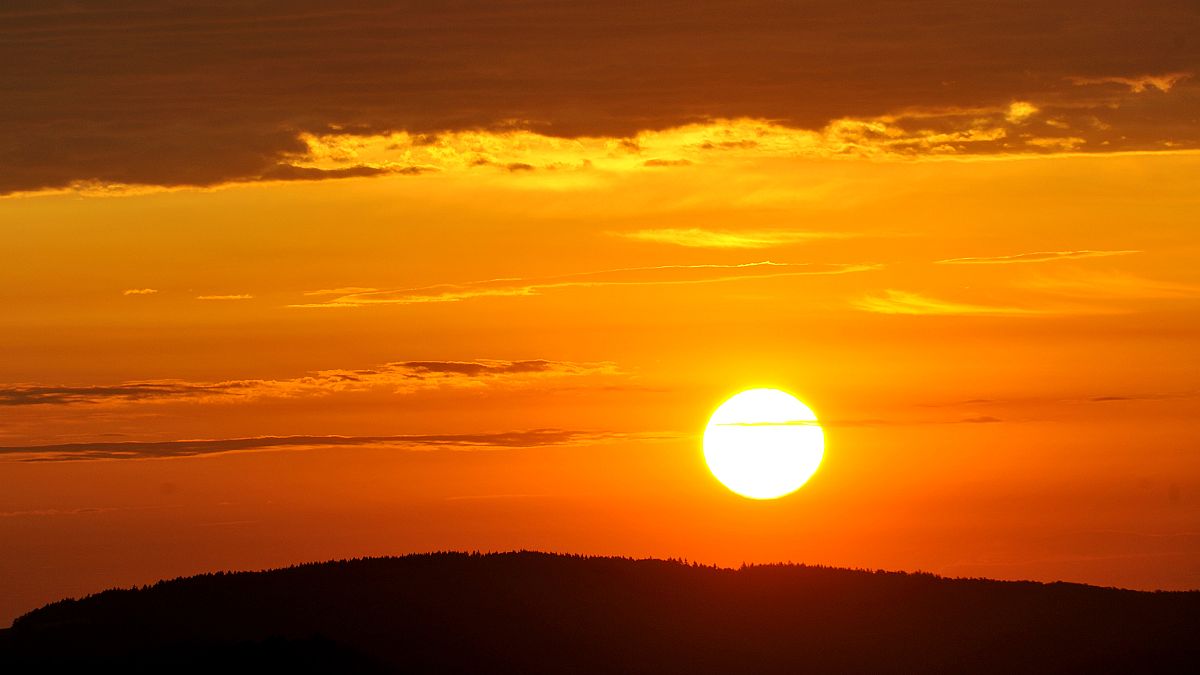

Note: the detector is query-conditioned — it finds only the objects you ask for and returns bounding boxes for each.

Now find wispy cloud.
[711,420,822,427]
[303,287,379,296]
[1024,137,1086,151]
[0,382,233,406]
[0,359,613,407]
[260,164,432,181]
[960,415,1003,424]
[936,250,1141,265]
[293,261,877,308]
[615,228,852,249]
[1020,270,1200,299]
[762,416,1010,428]
[1085,392,1196,403]
[854,290,1050,316]
[922,390,1199,408]
[0,429,624,462]
[642,159,693,168]
[0,505,175,518]
[122,288,158,296]
[196,294,254,301]
[1069,72,1191,93]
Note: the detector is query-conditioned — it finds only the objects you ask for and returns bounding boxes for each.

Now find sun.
[703,388,825,499]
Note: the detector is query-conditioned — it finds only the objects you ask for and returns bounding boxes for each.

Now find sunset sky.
[2,1,1199,626]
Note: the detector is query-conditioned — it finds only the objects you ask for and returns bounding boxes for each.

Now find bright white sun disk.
[703,388,824,499]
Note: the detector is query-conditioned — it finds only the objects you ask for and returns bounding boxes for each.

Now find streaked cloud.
[642,159,693,168]
[303,287,379,297]
[923,390,1199,409]
[1025,137,1086,151]
[805,416,1010,428]
[854,290,1050,316]
[715,416,1019,428]
[0,428,623,462]
[960,415,1004,424]
[1069,72,1191,93]
[1082,391,1198,403]
[616,228,851,249]
[0,505,172,518]
[1,382,231,406]
[196,294,254,301]
[936,250,1141,265]
[0,360,613,407]
[259,164,430,181]
[1020,270,1200,299]
[294,261,878,308]
[122,288,158,296]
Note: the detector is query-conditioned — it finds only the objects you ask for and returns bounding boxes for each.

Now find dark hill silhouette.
[1,551,1197,673]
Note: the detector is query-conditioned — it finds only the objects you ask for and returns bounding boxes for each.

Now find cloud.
[854,290,1050,316]
[122,288,158,296]
[1070,72,1191,93]
[791,416,1009,428]
[261,164,434,182]
[1024,137,1086,151]
[710,420,822,427]
[286,104,1198,182]
[1085,391,1197,403]
[616,228,851,249]
[399,361,586,377]
[443,493,555,502]
[1020,270,1200,299]
[293,261,877,308]
[936,250,1141,265]
[0,359,612,407]
[1005,101,1039,124]
[196,294,254,301]
[0,382,234,406]
[0,505,172,518]
[960,415,1003,424]
[303,287,379,296]
[0,428,619,462]
[2,2,1197,195]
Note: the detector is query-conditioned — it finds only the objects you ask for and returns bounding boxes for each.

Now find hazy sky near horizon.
[2,0,1199,626]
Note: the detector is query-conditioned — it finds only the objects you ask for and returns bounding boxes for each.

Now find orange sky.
[2,1,1199,626]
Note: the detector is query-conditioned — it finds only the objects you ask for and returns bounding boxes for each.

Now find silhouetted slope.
[2,551,1197,673]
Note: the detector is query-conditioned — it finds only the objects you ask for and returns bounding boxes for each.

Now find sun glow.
[703,389,825,499]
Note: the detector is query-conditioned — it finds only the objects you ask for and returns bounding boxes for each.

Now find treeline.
[3,551,1198,673]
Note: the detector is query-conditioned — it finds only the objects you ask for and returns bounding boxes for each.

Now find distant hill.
[2,551,1197,673]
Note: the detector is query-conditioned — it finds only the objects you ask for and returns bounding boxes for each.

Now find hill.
[1,551,1197,673]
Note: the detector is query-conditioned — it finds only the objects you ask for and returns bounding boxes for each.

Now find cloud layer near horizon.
[0,429,616,462]
[0,360,612,406]
[2,0,1197,194]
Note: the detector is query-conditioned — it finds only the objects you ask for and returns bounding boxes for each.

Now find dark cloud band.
[0,359,607,406]
[0,429,605,462]
[1,1,1197,194]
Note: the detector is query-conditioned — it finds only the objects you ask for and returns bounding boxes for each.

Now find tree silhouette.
[2,551,1197,673]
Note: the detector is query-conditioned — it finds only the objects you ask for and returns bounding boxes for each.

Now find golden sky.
[1,0,1198,626]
